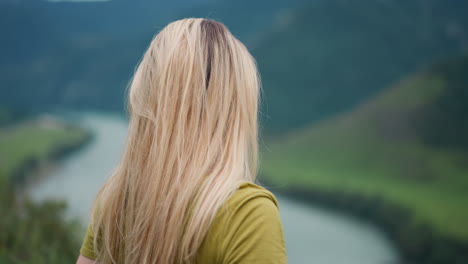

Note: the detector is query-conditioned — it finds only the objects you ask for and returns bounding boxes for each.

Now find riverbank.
[0,114,92,263]
[260,132,468,264]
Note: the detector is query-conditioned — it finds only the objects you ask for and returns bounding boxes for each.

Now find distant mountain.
[0,0,199,111]
[254,0,468,133]
[0,0,304,113]
[1,0,467,136]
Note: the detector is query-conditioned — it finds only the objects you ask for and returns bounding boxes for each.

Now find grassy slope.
[0,119,88,181]
[261,60,468,242]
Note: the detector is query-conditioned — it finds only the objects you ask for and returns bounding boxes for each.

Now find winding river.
[28,113,401,264]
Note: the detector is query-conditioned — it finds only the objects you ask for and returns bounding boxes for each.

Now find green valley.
[261,55,468,263]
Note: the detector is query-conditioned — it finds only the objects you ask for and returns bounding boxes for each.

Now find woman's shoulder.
[212,181,281,224]
[197,181,286,263]
[225,181,280,210]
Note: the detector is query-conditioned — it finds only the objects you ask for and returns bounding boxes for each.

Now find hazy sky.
[47,0,112,2]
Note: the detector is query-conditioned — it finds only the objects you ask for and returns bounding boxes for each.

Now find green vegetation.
[0,116,91,263]
[0,120,89,182]
[261,55,468,262]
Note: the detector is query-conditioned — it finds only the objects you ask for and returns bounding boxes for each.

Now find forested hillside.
[0,0,303,112]
[254,0,468,133]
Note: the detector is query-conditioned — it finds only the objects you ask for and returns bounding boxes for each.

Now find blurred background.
[0,0,467,263]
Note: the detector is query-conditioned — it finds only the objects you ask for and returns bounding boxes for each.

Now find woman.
[76,18,287,264]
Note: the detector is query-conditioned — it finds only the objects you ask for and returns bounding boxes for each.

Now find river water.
[29,113,401,264]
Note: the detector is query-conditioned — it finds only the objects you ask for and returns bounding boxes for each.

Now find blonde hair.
[90,18,261,263]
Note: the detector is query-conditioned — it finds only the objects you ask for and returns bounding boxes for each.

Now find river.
[29,113,401,264]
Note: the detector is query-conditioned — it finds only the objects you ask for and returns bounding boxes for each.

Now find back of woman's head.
[92,18,261,264]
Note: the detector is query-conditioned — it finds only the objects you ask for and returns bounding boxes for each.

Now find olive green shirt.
[80,182,287,263]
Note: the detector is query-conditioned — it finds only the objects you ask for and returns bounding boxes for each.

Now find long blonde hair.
[90,18,261,263]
